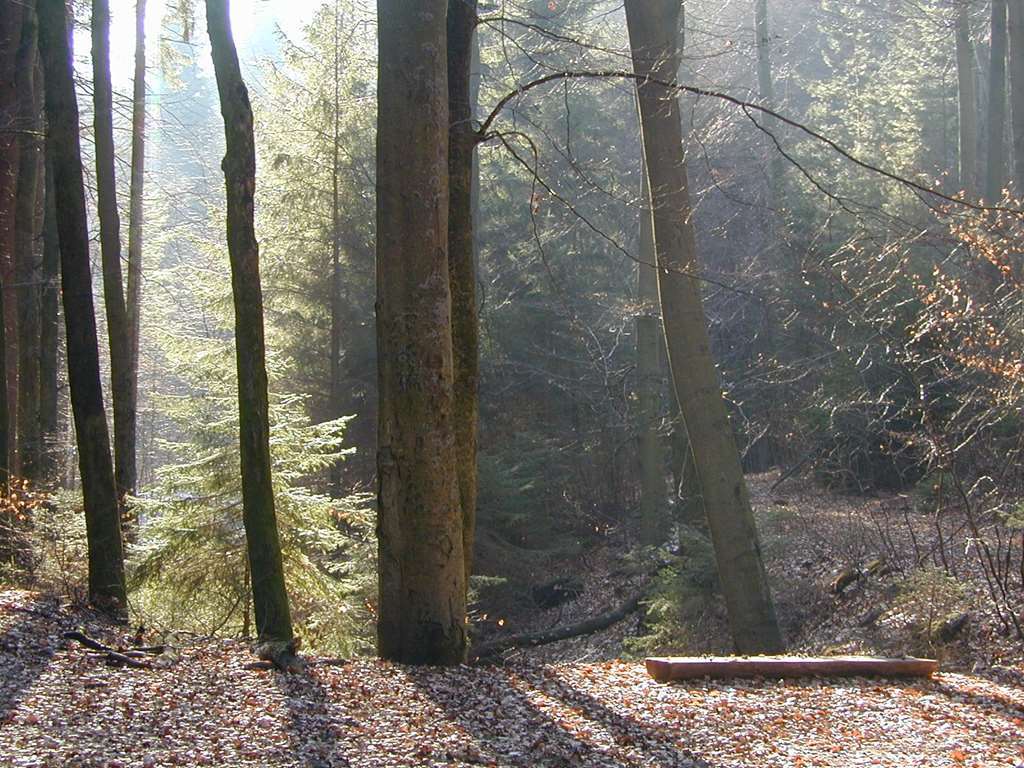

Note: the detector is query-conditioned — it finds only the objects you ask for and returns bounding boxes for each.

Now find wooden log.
[645,655,938,682]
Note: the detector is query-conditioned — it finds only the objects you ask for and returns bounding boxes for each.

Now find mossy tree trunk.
[625,0,784,654]
[92,0,135,503]
[447,0,479,587]
[205,0,294,645]
[376,0,467,665]
[37,0,126,611]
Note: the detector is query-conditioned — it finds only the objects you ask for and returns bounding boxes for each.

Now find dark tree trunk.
[37,0,126,611]
[0,273,8,492]
[625,0,784,654]
[956,5,979,198]
[92,0,135,502]
[447,0,479,587]
[14,2,41,482]
[37,150,59,481]
[1008,0,1024,194]
[125,0,146,495]
[206,0,294,645]
[0,1,23,472]
[376,0,467,665]
[987,0,1009,202]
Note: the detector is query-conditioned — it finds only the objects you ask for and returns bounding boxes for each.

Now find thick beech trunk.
[205,0,294,645]
[957,6,979,197]
[376,0,467,665]
[37,151,59,480]
[92,0,135,501]
[125,0,146,495]
[986,0,1009,201]
[1008,0,1024,193]
[447,0,479,586]
[37,0,126,610]
[625,0,783,654]
[14,3,41,481]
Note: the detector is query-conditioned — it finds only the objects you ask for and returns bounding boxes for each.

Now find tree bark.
[376,0,467,665]
[1008,0,1024,194]
[329,0,342,495]
[646,655,938,682]
[125,0,146,496]
[92,0,135,502]
[986,0,1009,202]
[636,167,667,547]
[625,0,784,654]
[14,2,41,482]
[37,0,126,611]
[205,0,294,645]
[37,149,59,481]
[956,7,979,198]
[448,0,479,587]
[754,0,781,205]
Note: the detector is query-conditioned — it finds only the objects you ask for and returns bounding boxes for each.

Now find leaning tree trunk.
[125,0,146,497]
[14,3,41,482]
[957,5,979,197]
[92,0,135,502]
[625,0,784,654]
[447,0,480,587]
[37,0,126,611]
[205,0,294,646]
[376,0,467,665]
[37,150,59,482]
[1008,0,1024,194]
[986,0,1009,202]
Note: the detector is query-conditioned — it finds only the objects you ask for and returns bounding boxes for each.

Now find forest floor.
[1,589,1023,768]
[2,472,1024,767]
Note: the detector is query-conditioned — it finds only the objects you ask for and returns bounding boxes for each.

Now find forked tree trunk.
[1007,0,1024,194]
[625,0,784,654]
[447,0,480,586]
[986,0,1009,201]
[205,0,294,645]
[957,5,979,197]
[376,0,467,665]
[37,151,59,481]
[37,0,126,611]
[14,3,41,482]
[125,0,146,495]
[92,0,135,502]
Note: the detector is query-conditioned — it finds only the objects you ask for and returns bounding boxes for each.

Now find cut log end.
[645,655,939,683]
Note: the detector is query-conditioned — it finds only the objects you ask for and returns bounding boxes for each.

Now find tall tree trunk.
[1008,0,1024,193]
[447,0,479,588]
[205,0,294,645]
[753,0,781,205]
[0,2,22,457]
[625,0,784,654]
[125,0,146,494]
[37,0,126,611]
[92,0,135,502]
[0,273,7,493]
[14,2,41,482]
[328,0,343,494]
[376,0,467,665]
[957,5,980,197]
[636,166,667,547]
[986,0,1009,201]
[37,150,59,481]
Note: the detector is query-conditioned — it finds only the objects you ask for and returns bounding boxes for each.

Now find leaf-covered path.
[0,591,1021,767]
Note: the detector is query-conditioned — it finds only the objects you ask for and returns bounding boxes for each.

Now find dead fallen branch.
[62,631,152,669]
[645,655,938,682]
[471,592,642,661]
